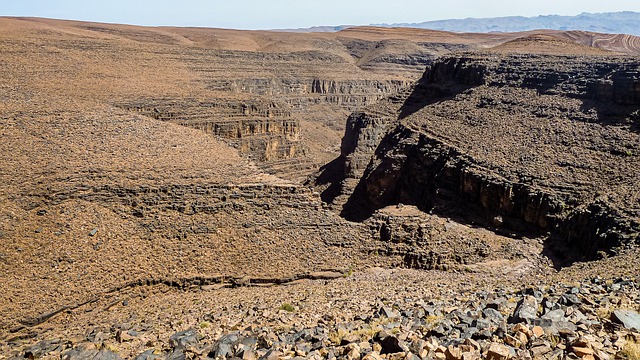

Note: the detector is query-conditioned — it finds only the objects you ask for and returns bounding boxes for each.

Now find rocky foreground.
[6,274,640,360]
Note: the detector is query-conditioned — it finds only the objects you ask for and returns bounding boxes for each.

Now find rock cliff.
[118,75,411,169]
[123,99,302,161]
[325,54,640,263]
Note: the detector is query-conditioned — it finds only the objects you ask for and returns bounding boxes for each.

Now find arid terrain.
[0,17,639,359]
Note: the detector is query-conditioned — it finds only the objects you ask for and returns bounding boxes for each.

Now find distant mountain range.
[285,12,640,36]
[379,12,640,35]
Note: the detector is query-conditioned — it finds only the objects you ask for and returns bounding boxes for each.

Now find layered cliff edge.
[316,53,640,265]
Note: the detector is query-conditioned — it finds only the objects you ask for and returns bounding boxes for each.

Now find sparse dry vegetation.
[620,340,640,360]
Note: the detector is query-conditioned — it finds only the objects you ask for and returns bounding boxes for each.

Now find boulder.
[511,296,538,324]
[611,309,640,331]
[486,343,511,360]
[169,329,199,350]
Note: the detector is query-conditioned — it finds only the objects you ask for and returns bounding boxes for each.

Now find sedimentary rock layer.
[326,54,640,261]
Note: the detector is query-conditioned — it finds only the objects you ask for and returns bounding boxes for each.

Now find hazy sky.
[3,0,640,29]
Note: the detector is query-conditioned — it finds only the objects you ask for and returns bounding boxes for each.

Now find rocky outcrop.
[183,118,301,161]
[310,79,408,96]
[360,125,639,261]
[309,86,412,209]
[121,76,415,164]
[364,208,496,271]
[317,56,489,187]
[341,111,397,179]
[331,54,640,263]
[206,78,413,110]
[123,99,302,161]
[41,182,321,218]
[362,126,564,229]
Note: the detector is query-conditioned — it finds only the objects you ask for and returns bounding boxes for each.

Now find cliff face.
[362,125,639,260]
[123,99,301,161]
[121,76,415,170]
[206,78,412,109]
[167,46,427,174]
[341,111,396,179]
[330,54,640,263]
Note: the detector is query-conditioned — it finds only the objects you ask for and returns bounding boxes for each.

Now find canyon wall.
[330,54,640,262]
[121,76,414,167]
[124,99,301,161]
[206,78,412,109]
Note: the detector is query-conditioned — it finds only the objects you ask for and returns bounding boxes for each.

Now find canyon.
[321,54,640,265]
[0,17,639,359]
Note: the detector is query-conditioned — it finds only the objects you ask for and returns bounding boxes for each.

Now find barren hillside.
[1,18,640,359]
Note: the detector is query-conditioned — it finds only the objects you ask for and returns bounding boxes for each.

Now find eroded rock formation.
[323,54,640,263]
[123,99,302,161]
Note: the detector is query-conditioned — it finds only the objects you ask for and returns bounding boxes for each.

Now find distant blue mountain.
[375,12,640,36]
[278,25,353,33]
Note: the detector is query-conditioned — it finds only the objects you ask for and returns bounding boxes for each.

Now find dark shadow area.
[339,177,376,222]
[339,125,412,222]
[580,99,640,134]
[521,70,576,97]
[307,156,346,205]
[398,64,483,120]
[541,201,640,269]
[398,81,474,120]
[577,66,640,133]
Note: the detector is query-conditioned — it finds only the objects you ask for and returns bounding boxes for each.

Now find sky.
[2,0,640,30]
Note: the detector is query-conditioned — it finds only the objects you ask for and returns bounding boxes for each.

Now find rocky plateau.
[0,17,639,360]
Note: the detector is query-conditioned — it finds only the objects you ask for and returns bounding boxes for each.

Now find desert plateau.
[0,16,639,359]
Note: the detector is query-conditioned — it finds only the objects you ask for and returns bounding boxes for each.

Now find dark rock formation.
[341,111,397,179]
[324,53,640,264]
[364,209,496,270]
